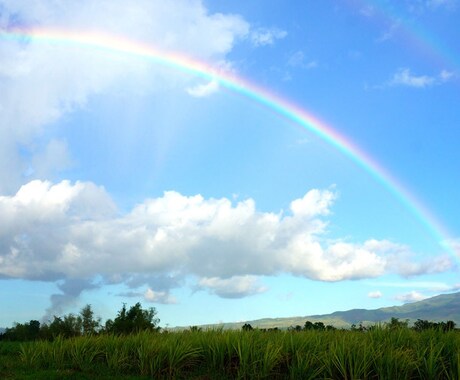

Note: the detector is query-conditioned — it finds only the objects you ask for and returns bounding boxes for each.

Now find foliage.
[0,303,156,341]
[7,327,460,379]
[3,302,460,379]
[0,320,41,341]
[242,323,253,331]
[80,304,101,335]
[303,320,335,331]
[104,302,160,335]
[413,319,456,332]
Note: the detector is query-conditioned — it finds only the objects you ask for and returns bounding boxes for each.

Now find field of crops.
[1,328,460,379]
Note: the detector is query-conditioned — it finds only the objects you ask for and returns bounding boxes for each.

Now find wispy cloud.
[376,21,401,42]
[426,0,458,10]
[287,51,318,69]
[390,68,435,87]
[0,0,249,193]
[444,238,460,257]
[250,27,287,46]
[186,79,219,97]
[368,290,383,299]
[382,68,455,88]
[369,281,460,291]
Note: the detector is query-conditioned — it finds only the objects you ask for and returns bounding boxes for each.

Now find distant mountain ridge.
[313,292,460,325]
[191,292,460,330]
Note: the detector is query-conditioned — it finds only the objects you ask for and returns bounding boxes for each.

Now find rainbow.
[1,27,456,258]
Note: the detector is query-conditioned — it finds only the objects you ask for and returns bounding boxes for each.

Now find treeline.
[247,317,457,333]
[286,320,336,332]
[1,305,458,342]
[0,302,159,341]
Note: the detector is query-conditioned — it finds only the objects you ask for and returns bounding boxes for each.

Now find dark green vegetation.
[1,293,460,378]
[0,303,159,341]
[201,292,460,330]
[1,326,460,379]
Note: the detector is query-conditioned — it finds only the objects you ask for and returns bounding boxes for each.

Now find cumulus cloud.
[144,288,177,304]
[368,291,383,299]
[250,27,287,46]
[394,291,428,303]
[0,180,452,312]
[0,0,249,192]
[384,243,453,277]
[388,68,454,88]
[198,276,267,298]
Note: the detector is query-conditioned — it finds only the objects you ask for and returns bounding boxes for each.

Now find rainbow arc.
[1,27,456,258]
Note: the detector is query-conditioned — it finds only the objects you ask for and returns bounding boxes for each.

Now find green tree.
[106,303,160,334]
[304,321,314,330]
[45,314,82,338]
[387,317,409,330]
[242,323,253,331]
[314,322,325,331]
[413,319,434,332]
[1,320,41,341]
[79,304,100,335]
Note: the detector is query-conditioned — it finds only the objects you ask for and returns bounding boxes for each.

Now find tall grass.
[16,327,460,379]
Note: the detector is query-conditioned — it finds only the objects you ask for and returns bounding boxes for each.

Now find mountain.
[188,292,460,330]
[318,292,460,325]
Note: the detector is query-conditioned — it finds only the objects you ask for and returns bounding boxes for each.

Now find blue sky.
[0,0,459,328]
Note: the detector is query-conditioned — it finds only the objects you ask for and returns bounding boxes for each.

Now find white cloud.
[287,51,318,69]
[373,239,453,277]
[144,288,176,304]
[394,291,428,303]
[0,180,451,307]
[368,291,383,298]
[390,68,435,87]
[440,69,455,81]
[0,0,249,192]
[250,27,287,46]
[371,281,459,291]
[198,276,267,298]
[388,68,454,88]
[290,188,336,218]
[444,238,460,257]
[186,79,220,97]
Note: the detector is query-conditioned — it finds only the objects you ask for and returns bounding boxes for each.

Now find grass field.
[1,328,460,379]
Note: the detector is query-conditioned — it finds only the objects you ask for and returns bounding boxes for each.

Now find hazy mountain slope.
[322,292,460,324]
[189,292,460,330]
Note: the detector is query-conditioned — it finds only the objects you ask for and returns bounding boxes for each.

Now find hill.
[185,292,460,330]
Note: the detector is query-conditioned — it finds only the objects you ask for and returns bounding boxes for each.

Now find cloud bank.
[0,180,452,310]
